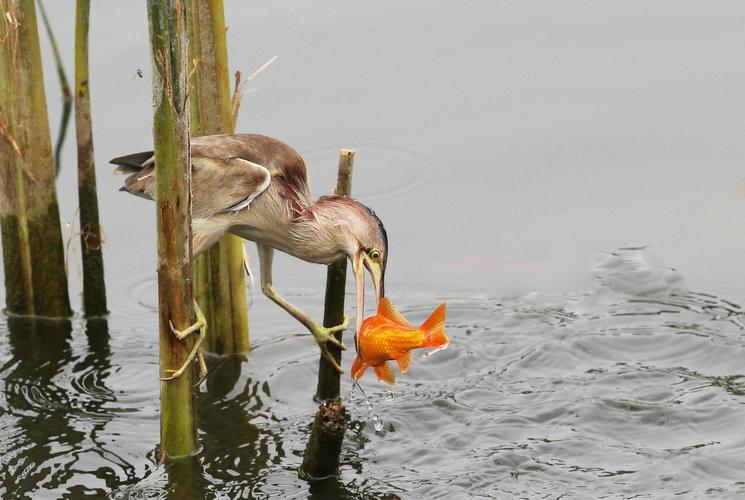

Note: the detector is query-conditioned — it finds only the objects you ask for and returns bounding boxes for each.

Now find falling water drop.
[386,389,394,401]
[367,402,373,411]
[373,415,383,431]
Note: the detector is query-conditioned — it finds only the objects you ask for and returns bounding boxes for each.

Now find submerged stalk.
[186,0,249,355]
[74,0,107,316]
[146,0,198,459]
[315,149,355,402]
[300,401,347,479]
[0,0,71,318]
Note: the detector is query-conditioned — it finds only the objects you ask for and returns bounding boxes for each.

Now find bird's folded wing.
[191,157,272,218]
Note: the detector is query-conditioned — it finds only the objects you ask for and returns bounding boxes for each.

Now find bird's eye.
[369,249,382,261]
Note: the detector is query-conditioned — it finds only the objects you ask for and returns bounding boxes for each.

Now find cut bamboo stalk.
[74,0,107,317]
[146,0,198,459]
[315,149,355,402]
[186,0,249,355]
[36,0,71,175]
[0,0,71,318]
[300,401,347,479]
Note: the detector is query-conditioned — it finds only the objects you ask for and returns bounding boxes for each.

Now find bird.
[110,133,387,376]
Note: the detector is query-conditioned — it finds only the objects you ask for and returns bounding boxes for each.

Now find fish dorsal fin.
[374,362,396,385]
[396,351,412,374]
[379,297,413,328]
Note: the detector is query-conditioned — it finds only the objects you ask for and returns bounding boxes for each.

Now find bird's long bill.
[352,250,386,334]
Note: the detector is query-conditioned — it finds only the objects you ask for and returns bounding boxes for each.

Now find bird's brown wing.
[191,134,311,214]
[190,157,271,218]
[191,134,307,184]
[113,133,309,215]
[113,153,271,218]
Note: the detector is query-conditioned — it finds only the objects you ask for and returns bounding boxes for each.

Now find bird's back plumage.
[110,134,311,218]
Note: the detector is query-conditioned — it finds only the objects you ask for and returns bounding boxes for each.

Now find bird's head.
[304,195,388,333]
[345,201,388,333]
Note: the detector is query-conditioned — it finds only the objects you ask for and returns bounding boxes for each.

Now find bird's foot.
[310,315,349,374]
[161,300,208,382]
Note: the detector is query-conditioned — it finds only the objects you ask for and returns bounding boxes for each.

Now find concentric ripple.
[300,141,443,203]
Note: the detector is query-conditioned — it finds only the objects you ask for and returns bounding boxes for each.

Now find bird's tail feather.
[109,150,154,170]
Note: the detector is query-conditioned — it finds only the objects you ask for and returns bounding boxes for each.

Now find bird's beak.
[364,255,385,305]
[352,250,366,334]
[351,250,386,334]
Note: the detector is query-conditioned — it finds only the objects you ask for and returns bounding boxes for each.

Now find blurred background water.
[1,1,745,498]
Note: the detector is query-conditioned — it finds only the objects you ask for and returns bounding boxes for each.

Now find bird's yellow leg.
[263,285,348,373]
[161,300,208,382]
[258,244,348,373]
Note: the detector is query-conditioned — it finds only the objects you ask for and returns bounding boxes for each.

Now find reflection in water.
[0,317,128,498]
[1,317,75,498]
[164,455,208,500]
[197,356,280,494]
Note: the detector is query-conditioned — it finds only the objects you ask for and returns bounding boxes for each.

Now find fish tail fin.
[421,303,448,349]
[351,355,367,381]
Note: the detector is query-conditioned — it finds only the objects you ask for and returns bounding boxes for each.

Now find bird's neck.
[288,196,356,264]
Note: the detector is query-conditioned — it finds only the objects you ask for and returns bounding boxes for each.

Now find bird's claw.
[311,316,349,374]
[327,314,349,334]
[161,300,208,382]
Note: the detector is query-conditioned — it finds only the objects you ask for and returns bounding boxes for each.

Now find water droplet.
[367,402,373,411]
[374,418,384,432]
[385,389,394,401]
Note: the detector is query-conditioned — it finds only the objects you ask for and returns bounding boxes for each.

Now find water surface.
[2,1,745,498]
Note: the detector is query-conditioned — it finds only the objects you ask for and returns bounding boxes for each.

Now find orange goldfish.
[351,297,448,384]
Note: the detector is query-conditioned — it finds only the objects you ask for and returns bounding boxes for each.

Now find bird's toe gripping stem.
[311,315,349,374]
[161,300,208,383]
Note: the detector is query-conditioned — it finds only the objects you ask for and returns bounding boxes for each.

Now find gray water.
[2,1,745,498]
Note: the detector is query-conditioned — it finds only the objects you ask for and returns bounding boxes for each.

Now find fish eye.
[369,248,382,261]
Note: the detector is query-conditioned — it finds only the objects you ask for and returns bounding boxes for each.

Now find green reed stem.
[0,0,71,318]
[74,0,107,316]
[36,0,72,176]
[186,0,249,355]
[146,0,198,459]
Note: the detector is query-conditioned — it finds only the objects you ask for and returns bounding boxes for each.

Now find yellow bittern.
[111,134,387,376]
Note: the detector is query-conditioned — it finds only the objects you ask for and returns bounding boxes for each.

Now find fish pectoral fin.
[374,362,396,385]
[395,351,412,374]
[351,355,368,381]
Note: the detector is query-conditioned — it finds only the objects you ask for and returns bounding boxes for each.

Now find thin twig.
[246,55,277,81]
[230,55,277,129]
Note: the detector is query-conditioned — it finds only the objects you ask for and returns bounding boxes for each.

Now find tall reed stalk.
[74,0,107,316]
[36,0,71,175]
[315,149,355,402]
[186,0,249,355]
[0,0,71,318]
[146,0,198,459]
